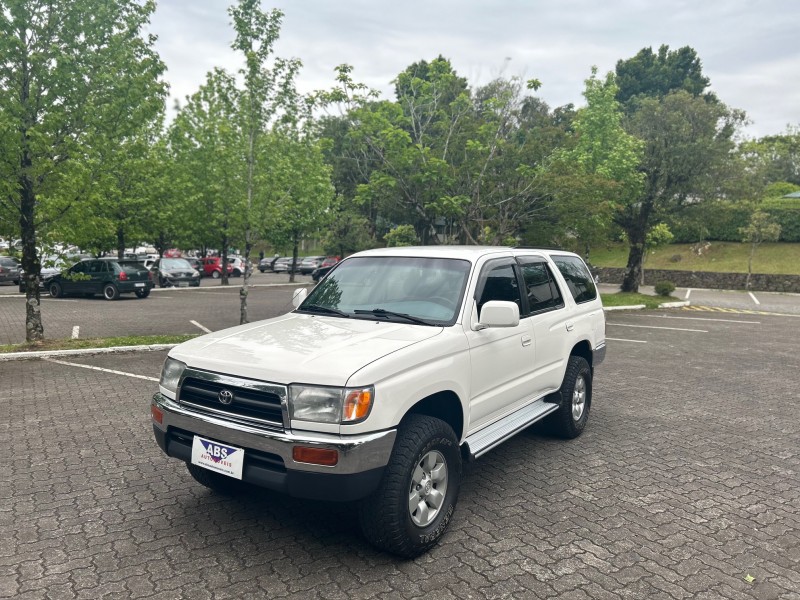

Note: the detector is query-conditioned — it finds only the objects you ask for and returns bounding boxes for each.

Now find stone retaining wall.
[596,267,800,293]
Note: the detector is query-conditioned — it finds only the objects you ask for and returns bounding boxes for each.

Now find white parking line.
[748,291,760,305]
[190,320,212,333]
[71,326,79,339]
[685,288,692,300]
[606,337,647,343]
[607,323,708,333]
[44,358,159,381]
[625,314,760,325]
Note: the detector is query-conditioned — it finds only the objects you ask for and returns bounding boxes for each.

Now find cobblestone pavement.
[1,312,799,599]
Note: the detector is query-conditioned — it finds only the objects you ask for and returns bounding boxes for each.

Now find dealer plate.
[191,436,244,480]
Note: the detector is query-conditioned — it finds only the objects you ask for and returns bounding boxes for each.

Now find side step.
[464,399,560,459]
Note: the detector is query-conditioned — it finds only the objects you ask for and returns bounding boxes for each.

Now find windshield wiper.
[299,304,350,318]
[353,308,435,326]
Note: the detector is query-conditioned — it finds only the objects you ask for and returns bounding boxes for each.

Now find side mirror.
[292,287,308,308]
[476,300,520,330]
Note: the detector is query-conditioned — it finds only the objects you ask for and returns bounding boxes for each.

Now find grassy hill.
[591,242,800,275]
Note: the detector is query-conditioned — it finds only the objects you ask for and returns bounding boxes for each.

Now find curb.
[0,343,178,362]
[658,300,691,308]
[603,305,646,311]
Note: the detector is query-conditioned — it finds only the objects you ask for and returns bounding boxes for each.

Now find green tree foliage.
[615,45,712,107]
[545,68,642,254]
[0,0,166,341]
[739,126,800,188]
[384,224,418,247]
[614,46,744,292]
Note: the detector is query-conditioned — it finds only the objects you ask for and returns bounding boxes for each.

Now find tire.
[547,355,592,439]
[158,276,167,288]
[359,414,461,558]
[103,283,120,301]
[135,289,150,298]
[49,281,63,298]
[211,270,221,279]
[233,269,241,277]
[186,463,245,495]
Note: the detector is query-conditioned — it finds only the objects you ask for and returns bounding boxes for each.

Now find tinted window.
[552,256,597,304]
[71,262,87,274]
[476,263,522,315]
[519,261,564,314]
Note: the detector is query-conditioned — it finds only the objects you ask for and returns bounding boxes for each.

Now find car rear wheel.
[49,282,62,298]
[547,355,592,439]
[135,289,150,298]
[211,270,220,279]
[103,283,120,301]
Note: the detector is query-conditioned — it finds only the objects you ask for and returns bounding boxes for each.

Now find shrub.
[654,280,676,296]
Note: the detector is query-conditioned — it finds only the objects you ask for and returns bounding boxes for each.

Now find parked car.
[258,255,280,273]
[151,258,201,288]
[272,256,301,273]
[228,257,251,277]
[199,257,234,279]
[48,258,153,300]
[0,256,20,285]
[18,258,67,292]
[163,248,183,258]
[299,256,325,275]
[184,257,202,272]
[310,257,340,282]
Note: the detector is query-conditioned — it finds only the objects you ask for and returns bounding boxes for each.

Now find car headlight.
[159,357,186,395]
[288,385,374,424]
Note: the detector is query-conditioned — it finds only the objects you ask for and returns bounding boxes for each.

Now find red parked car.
[199,257,234,279]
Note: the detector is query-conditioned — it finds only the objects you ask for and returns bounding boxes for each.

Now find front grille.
[179,376,284,430]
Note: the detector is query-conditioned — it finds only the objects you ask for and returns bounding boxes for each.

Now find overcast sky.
[148,0,799,139]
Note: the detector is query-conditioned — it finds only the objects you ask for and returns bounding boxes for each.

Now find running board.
[464,400,560,459]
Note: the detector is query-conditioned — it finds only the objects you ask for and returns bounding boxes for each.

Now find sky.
[148,0,800,139]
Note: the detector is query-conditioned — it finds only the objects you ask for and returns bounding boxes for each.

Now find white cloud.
[149,0,800,137]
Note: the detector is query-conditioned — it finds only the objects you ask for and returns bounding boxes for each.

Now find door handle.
[521,335,532,347]
[566,321,574,332]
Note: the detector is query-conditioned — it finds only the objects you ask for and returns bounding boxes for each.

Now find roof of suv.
[351,246,577,261]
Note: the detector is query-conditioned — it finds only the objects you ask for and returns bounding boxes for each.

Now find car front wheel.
[103,283,120,301]
[359,414,461,558]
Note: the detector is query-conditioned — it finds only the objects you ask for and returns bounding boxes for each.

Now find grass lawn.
[600,292,680,309]
[591,242,800,275]
[0,334,197,354]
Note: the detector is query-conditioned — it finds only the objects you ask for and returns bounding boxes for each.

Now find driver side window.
[476,263,522,316]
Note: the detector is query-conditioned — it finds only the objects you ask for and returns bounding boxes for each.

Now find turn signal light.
[292,446,338,466]
[343,388,373,422]
[151,405,163,424]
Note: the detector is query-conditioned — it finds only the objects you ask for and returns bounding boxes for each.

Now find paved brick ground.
[1,311,799,599]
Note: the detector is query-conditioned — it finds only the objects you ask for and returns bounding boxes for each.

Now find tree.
[739,210,781,289]
[614,46,744,292]
[0,0,166,341]
[545,68,642,255]
[384,224,418,247]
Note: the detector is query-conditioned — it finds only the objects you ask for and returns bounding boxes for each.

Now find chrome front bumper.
[152,393,397,475]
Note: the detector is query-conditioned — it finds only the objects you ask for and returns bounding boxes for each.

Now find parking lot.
[1,277,799,599]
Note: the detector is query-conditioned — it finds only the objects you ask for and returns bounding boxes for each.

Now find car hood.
[170,313,443,386]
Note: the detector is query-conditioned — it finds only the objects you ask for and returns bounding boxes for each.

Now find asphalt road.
[1,308,798,598]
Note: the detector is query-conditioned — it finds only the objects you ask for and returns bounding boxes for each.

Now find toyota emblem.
[218,389,234,405]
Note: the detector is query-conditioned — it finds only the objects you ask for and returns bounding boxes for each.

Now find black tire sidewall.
[397,433,461,551]
[554,356,592,438]
[103,284,119,300]
[49,282,61,298]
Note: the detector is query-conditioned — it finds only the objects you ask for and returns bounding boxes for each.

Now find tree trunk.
[20,166,44,342]
[221,232,229,286]
[746,242,756,290]
[116,225,125,260]
[239,240,251,325]
[290,231,298,284]
[621,240,645,293]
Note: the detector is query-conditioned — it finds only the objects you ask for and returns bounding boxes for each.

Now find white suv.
[152,246,606,556]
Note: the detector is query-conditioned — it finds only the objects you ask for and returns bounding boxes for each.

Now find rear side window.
[552,256,597,304]
[518,260,564,314]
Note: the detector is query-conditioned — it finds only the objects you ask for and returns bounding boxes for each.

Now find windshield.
[299,256,471,325]
[161,258,192,270]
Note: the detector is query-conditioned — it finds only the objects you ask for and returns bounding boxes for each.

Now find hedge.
[669,200,800,243]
